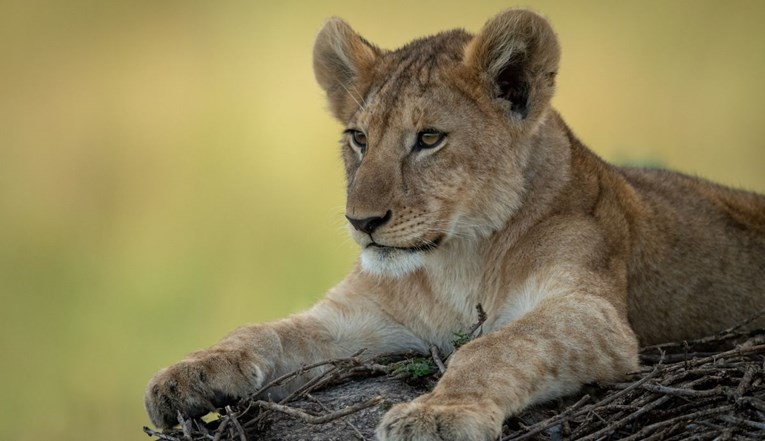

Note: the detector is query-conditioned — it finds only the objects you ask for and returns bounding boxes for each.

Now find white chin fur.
[360,247,425,278]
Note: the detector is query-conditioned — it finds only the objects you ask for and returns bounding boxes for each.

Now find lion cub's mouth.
[366,235,443,253]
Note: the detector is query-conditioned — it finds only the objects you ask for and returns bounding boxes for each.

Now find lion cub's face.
[313,13,560,277]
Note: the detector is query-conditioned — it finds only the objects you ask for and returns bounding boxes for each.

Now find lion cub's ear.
[313,18,381,121]
[464,9,560,121]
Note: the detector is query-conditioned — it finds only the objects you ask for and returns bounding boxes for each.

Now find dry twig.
[254,396,383,425]
[429,345,446,374]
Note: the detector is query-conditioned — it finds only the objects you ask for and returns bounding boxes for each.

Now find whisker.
[340,83,365,111]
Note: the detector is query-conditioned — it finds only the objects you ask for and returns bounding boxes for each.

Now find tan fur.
[145,9,765,439]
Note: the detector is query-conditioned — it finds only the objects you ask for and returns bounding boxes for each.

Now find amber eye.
[347,130,367,153]
[415,130,446,150]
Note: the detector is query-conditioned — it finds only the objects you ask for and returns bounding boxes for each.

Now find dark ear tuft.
[464,9,560,121]
[313,18,381,121]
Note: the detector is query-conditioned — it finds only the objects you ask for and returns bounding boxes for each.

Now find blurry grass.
[0,1,763,440]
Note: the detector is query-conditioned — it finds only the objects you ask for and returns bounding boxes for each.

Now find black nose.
[346,210,392,235]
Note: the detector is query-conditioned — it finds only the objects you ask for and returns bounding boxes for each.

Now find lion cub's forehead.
[356,30,473,129]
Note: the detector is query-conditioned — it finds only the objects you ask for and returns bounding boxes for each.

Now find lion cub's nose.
[346,210,392,235]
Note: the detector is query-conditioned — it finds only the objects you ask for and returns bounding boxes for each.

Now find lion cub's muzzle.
[346,208,444,252]
[345,210,444,252]
[346,207,446,276]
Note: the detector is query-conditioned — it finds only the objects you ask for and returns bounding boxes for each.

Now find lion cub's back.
[618,167,765,344]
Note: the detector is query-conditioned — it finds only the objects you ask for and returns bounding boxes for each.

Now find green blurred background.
[1,1,763,439]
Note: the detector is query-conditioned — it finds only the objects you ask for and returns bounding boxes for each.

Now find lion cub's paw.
[376,397,502,441]
[145,350,264,428]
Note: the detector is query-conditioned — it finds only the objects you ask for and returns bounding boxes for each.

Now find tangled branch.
[144,309,765,440]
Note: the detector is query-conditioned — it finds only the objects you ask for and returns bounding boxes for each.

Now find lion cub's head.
[313,9,560,277]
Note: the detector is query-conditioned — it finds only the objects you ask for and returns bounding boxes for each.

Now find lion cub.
[146,9,765,440]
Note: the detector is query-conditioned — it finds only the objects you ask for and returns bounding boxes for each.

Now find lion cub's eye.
[415,130,446,151]
[346,129,367,154]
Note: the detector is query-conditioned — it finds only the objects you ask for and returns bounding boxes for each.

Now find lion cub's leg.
[377,292,639,441]
[145,294,425,429]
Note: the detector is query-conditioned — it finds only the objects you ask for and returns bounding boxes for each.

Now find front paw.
[376,396,502,441]
[145,350,265,428]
